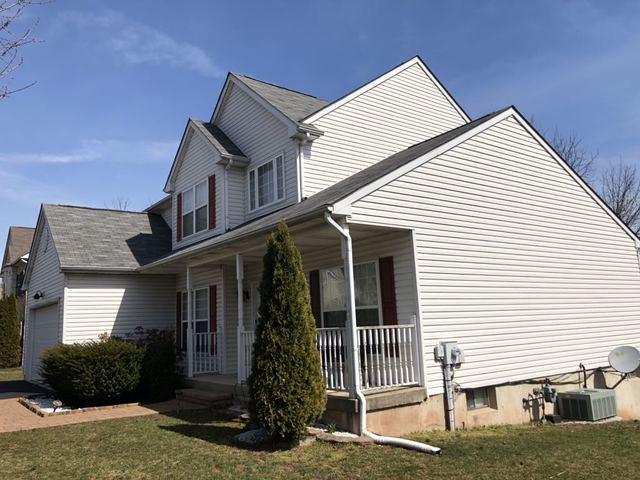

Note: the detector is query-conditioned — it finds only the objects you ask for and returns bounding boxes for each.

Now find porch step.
[182,376,237,395]
[175,388,233,409]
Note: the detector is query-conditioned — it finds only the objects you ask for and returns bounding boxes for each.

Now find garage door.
[29,303,59,382]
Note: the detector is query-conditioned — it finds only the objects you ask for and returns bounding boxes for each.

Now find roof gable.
[2,226,35,268]
[163,119,245,193]
[303,56,470,124]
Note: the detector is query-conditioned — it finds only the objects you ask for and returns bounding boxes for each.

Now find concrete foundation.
[323,370,640,436]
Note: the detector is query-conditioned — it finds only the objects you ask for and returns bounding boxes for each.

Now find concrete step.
[175,388,233,409]
[182,377,237,395]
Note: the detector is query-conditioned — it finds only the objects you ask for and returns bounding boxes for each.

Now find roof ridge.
[232,73,327,101]
[44,203,150,215]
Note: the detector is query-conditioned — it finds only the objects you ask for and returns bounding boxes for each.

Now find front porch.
[150,217,426,399]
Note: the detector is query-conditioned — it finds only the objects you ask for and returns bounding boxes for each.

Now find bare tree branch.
[549,128,598,183]
[0,0,48,99]
[106,197,132,211]
[600,161,640,234]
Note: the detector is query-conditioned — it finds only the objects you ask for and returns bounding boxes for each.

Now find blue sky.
[2,0,640,250]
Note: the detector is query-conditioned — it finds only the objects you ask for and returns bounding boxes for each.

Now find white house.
[22,56,640,434]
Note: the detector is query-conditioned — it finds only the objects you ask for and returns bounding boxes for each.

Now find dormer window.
[182,180,208,237]
[248,154,285,211]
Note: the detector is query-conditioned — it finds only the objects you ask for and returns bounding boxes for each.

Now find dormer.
[164,118,248,249]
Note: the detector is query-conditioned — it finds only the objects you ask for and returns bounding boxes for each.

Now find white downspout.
[187,266,194,378]
[324,212,441,455]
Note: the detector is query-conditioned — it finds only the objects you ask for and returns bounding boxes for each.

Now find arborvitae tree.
[248,220,326,441]
[0,294,22,368]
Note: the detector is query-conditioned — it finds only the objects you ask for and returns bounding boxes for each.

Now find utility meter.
[434,341,465,366]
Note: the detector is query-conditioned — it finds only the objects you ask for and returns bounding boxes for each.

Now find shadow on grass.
[159,416,303,452]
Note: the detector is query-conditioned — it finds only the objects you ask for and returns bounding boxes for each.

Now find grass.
[0,367,22,382]
[0,410,638,480]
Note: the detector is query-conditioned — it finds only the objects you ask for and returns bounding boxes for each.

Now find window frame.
[180,179,209,239]
[318,260,383,329]
[466,387,494,410]
[247,153,285,212]
[180,286,210,351]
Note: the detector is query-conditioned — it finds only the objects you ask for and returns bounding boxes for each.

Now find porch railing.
[239,330,255,383]
[237,324,419,391]
[317,328,347,390]
[357,324,418,389]
[192,332,219,375]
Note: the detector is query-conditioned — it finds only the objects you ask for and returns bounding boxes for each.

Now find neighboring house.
[22,56,640,434]
[2,226,35,299]
[2,226,35,348]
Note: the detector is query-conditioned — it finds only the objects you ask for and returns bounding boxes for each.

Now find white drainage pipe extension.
[324,212,441,455]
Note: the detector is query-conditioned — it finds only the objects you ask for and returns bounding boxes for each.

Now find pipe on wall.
[324,212,441,455]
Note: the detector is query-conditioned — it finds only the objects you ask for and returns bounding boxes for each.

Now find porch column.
[186,266,194,378]
[236,254,244,384]
[340,222,360,398]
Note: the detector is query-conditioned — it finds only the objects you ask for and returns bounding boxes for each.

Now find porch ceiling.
[140,217,408,274]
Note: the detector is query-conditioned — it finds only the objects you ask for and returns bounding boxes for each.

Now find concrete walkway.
[0,384,196,433]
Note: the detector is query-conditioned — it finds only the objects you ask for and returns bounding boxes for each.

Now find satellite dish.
[608,346,640,374]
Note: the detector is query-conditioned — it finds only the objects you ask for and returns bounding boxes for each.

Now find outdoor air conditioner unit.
[557,389,617,421]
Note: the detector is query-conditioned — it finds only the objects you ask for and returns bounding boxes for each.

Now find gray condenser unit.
[557,389,617,421]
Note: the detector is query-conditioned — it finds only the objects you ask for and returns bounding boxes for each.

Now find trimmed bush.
[40,338,143,406]
[138,330,177,402]
[0,294,21,368]
[249,220,326,441]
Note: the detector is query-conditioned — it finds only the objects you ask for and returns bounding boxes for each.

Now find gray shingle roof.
[144,108,509,268]
[191,120,245,158]
[43,205,172,270]
[2,226,35,268]
[232,74,329,123]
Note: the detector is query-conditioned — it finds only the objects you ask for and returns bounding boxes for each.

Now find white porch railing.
[317,328,347,390]
[238,330,255,383]
[357,324,418,390]
[237,324,419,391]
[192,332,220,375]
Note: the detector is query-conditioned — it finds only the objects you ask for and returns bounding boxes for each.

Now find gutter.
[324,212,441,455]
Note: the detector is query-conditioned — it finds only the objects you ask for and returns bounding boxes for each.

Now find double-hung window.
[249,154,285,211]
[320,261,381,328]
[182,180,208,237]
[181,288,209,351]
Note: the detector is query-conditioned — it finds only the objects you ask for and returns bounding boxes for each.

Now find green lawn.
[0,367,22,382]
[0,411,638,479]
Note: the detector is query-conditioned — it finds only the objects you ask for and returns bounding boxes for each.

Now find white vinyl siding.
[226,166,245,229]
[349,115,640,395]
[63,274,176,343]
[215,83,298,221]
[304,62,467,197]
[24,221,65,381]
[172,131,224,249]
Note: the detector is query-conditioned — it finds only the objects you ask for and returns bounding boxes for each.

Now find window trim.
[180,179,209,239]
[180,286,210,351]
[466,387,495,410]
[247,153,286,212]
[318,260,383,329]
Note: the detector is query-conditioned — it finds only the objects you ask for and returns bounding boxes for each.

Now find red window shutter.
[309,270,321,327]
[208,175,216,229]
[209,285,217,354]
[176,193,183,242]
[379,257,398,325]
[175,292,182,349]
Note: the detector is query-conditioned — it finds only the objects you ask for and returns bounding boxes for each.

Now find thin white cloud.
[0,139,176,164]
[0,169,78,206]
[59,10,222,78]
